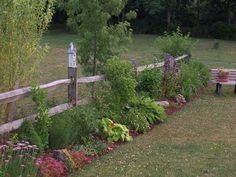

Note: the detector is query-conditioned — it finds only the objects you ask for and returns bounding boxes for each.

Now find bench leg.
[216,83,222,96]
[234,85,236,94]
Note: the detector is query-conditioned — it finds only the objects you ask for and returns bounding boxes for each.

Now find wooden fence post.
[131,59,139,77]
[5,81,19,122]
[185,54,191,63]
[68,43,78,106]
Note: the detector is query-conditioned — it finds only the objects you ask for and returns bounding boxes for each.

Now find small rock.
[175,94,186,105]
[156,101,170,107]
[53,150,67,162]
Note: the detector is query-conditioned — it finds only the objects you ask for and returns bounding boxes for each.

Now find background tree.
[0,0,54,121]
[64,0,135,75]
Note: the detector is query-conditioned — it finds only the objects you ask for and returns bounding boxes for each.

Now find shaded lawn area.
[72,88,236,177]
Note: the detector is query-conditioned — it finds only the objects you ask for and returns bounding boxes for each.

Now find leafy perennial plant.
[100,118,133,142]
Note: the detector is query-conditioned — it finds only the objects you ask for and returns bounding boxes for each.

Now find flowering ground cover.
[72,88,236,177]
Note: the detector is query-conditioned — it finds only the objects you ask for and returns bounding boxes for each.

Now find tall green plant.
[31,85,51,149]
[104,57,137,107]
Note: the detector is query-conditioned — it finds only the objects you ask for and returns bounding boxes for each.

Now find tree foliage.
[59,0,135,75]
[0,0,54,92]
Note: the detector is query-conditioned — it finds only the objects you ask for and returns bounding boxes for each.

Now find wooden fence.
[0,50,190,134]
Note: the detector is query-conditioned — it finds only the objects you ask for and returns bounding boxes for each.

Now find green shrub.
[137,69,163,99]
[180,60,210,100]
[156,27,193,57]
[18,120,43,150]
[213,39,220,49]
[94,82,121,117]
[69,106,99,143]
[49,117,71,149]
[49,106,99,149]
[209,22,234,39]
[103,57,137,107]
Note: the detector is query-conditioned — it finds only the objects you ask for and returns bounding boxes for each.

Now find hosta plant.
[100,118,132,142]
[128,96,166,124]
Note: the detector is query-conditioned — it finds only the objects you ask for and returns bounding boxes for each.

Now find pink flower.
[36,156,67,177]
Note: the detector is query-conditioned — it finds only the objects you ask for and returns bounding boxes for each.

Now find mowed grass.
[71,89,236,177]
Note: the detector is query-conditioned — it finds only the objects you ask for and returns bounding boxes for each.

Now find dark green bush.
[180,60,210,100]
[49,117,71,149]
[137,69,163,99]
[209,22,234,39]
[18,120,43,150]
[49,106,99,149]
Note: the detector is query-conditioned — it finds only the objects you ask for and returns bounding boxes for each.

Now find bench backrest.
[211,69,236,81]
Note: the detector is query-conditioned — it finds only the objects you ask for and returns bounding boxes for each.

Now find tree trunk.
[196,0,200,29]
[228,6,231,25]
[167,7,171,29]
[5,81,19,122]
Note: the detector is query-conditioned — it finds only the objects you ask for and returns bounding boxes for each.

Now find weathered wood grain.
[0,79,71,105]
[137,54,189,72]
[77,75,105,83]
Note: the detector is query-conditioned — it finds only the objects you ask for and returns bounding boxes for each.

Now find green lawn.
[71,88,236,177]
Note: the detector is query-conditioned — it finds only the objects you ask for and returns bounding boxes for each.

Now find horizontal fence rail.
[0,79,71,105]
[0,99,90,134]
[0,54,190,134]
[136,54,189,72]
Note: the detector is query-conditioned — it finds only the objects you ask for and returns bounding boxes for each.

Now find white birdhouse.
[68,43,77,68]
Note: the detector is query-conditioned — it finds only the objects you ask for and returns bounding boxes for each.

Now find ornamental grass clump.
[0,141,39,177]
[179,60,210,100]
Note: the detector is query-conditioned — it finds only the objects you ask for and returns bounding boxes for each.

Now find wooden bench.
[211,69,236,95]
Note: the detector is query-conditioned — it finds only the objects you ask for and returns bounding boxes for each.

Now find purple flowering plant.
[0,141,39,177]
